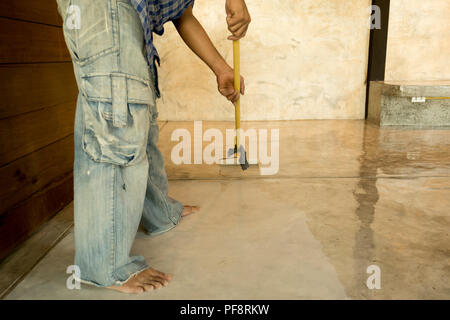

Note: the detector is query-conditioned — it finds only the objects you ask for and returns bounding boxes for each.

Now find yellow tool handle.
[233,40,241,147]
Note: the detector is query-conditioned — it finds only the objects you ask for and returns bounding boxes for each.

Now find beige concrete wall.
[385,0,450,81]
[155,0,372,121]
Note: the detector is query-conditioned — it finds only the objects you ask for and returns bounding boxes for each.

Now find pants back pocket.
[66,0,119,65]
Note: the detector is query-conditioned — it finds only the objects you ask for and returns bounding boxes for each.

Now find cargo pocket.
[80,73,156,167]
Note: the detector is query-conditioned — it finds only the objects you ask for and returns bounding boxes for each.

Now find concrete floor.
[5,120,450,299]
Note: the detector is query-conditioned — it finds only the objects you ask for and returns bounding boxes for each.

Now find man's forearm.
[173,6,231,76]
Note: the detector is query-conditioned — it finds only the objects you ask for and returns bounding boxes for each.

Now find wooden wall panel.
[0,18,70,64]
[0,63,78,119]
[0,135,74,214]
[0,0,62,26]
[0,175,73,261]
[0,0,76,262]
[0,101,76,167]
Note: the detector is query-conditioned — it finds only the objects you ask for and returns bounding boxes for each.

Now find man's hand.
[216,67,245,104]
[226,0,251,40]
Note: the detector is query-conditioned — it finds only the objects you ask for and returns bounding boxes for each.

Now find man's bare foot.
[181,205,200,217]
[107,267,171,294]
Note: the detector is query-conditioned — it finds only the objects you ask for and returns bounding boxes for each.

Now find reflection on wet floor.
[353,125,379,298]
[4,120,450,299]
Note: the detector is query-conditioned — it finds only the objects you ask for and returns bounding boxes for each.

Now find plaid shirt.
[131,0,194,97]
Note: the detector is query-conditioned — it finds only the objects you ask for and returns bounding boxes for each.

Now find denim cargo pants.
[56,0,184,287]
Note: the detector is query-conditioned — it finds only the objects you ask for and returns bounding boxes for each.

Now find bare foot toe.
[143,284,154,292]
[146,281,163,289]
[181,205,200,217]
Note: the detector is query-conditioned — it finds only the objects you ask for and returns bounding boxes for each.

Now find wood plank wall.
[0,0,77,260]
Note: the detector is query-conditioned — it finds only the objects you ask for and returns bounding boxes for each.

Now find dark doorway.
[365,0,391,118]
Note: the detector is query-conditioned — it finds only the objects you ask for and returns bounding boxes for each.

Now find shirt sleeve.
[152,0,195,35]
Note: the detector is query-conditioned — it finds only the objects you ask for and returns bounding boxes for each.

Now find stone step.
[368,81,450,127]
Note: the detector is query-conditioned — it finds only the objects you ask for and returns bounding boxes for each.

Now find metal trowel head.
[218,145,258,171]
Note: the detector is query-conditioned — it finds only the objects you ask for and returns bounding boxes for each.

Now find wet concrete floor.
[5,120,450,299]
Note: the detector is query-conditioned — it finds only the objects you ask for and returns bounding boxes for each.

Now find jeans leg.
[59,0,164,286]
[140,106,184,236]
[73,94,150,287]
